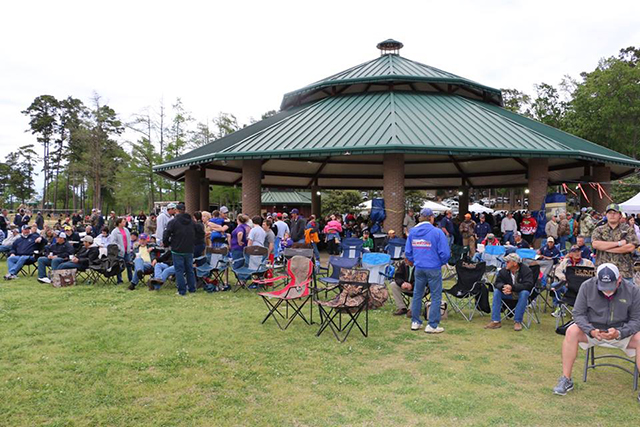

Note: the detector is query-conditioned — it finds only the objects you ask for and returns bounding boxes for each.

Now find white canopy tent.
[469,203,494,214]
[421,200,449,213]
[620,192,640,214]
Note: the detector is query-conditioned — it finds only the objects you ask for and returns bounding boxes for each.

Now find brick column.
[184,168,200,214]
[592,165,611,213]
[242,160,262,217]
[383,153,405,233]
[458,186,469,217]
[311,185,321,219]
[199,166,210,211]
[528,158,548,212]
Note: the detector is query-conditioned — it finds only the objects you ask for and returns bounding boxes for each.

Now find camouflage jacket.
[591,223,640,278]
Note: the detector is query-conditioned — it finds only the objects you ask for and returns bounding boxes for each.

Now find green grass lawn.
[0,262,638,427]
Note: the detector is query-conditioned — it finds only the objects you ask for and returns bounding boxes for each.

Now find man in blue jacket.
[4,225,45,280]
[37,232,74,284]
[405,208,451,333]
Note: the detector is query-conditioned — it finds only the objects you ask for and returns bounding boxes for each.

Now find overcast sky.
[2,0,639,188]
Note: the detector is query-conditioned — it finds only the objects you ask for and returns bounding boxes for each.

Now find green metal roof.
[280,54,502,110]
[262,191,311,205]
[156,91,640,169]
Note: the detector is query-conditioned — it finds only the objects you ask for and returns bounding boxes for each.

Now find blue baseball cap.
[420,208,434,217]
[21,225,30,231]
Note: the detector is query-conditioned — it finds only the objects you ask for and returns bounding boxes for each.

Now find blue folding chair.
[385,237,406,261]
[198,246,231,291]
[361,252,393,285]
[318,256,359,294]
[341,237,364,260]
[231,246,269,291]
[516,248,537,261]
[483,245,506,283]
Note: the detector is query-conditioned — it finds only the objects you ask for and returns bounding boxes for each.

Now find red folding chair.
[258,256,314,330]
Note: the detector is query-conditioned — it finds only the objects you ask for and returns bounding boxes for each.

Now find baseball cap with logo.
[504,253,520,263]
[21,225,30,231]
[569,245,581,252]
[290,208,299,215]
[547,236,555,243]
[139,233,149,240]
[220,206,229,214]
[58,232,67,239]
[596,263,620,292]
[605,203,621,213]
[420,208,433,217]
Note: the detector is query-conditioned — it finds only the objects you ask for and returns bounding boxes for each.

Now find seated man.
[538,237,561,261]
[550,245,595,315]
[4,225,45,280]
[576,235,592,260]
[37,232,74,284]
[0,225,21,254]
[512,231,530,249]
[485,253,534,331]
[55,235,100,271]
[148,248,174,291]
[390,258,415,316]
[129,233,153,290]
[553,263,640,400]
[63,225,82,251]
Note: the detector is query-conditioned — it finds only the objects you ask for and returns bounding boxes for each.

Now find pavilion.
[154,39,640,233]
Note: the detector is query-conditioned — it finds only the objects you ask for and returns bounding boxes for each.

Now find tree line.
[3,46,638,213]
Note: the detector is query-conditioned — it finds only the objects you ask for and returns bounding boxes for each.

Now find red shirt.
[521,217,537,235]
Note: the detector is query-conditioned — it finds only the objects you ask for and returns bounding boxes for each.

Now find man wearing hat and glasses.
[553,263,640,400]
[591,203,639,280]
[405,208,450,334]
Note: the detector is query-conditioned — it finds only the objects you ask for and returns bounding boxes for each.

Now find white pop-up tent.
[620,192,640,214]
[421,200,449,213]
[469,203,494,214]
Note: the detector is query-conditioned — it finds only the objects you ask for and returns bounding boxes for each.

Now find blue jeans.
[116,252,133,283]
[492,289,531,323]
[503,231,514,245]
[38,257,65,278]
[311,242,320,261]
[558,236,568,252]
[7,255,35,275]
[172,252,195,295]
[153,262,175,282]
[411,268,443,328]
[0,245,11,253]
[550,282,565,306]
[447,235,454,247]
[55,261,83,271]
[231,249,244,270]
[132,257,153,285]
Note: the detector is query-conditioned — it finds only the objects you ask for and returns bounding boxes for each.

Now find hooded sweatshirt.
[404,221,450,270]
[163,213,197,254]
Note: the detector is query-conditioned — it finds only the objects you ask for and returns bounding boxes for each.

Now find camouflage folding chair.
[315,269,371,343]
[258,255,315,330]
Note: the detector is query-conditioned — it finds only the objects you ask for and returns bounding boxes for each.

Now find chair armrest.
[254,275,287,285]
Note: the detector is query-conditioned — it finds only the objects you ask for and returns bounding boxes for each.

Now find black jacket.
[393,263,415,287]
[44,241,74,260]
[74,245,100,269]
[35,215,45,230]
[163,213,197,253]
[290,217,307,242]
[494,263,534,294]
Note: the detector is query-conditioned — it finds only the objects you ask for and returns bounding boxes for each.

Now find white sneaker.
[411,322,421,331]
[38,277,52,284]
[425,325,445,334]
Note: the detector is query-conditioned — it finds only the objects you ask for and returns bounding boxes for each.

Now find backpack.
[52,269,77,288]
[101,244,125,277]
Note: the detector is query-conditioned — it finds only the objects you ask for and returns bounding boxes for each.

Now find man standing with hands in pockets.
[405,208,450,334]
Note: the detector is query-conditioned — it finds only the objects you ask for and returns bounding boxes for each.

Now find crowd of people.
[1,201,639,401]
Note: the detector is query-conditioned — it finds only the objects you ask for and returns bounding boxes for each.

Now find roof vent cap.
[377,39,403,55]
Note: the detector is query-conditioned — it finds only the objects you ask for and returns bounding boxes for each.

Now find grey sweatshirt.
[573,277,640,339]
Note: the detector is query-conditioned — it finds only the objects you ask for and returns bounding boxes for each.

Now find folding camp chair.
[254,247,316,290]
[385,237,406,261]
[258,256,314,330]
[497,264,542,329]
[231,246,269,291]
[444,260,488,321]
[442,244,467,281]
[536,258,558,312]
[553,265,595,328]
[19,257,38,277]
[361,252,393,286]
[316,269,371,343]
[482,245,506,284]
[317,256,359,297]
[582,344,638,391]
[86,261,123,286]
[198,246,231,291]
[340,237,364,261]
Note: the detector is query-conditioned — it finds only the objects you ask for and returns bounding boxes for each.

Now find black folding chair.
[444,260,488,321]
[554,265,595,328]
[315,269,370,343]
[498,264,541,329]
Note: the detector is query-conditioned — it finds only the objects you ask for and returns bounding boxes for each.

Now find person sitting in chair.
[553,263,640,399]
[37,232,74,284]
[550,245,594,316]
[55,235,100,272]
[485,253,534,331]
[128,233,153,290]
[390,258,415,316]
[481,233,500,246]
[538,237,561,261]
[4,225,45,280]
